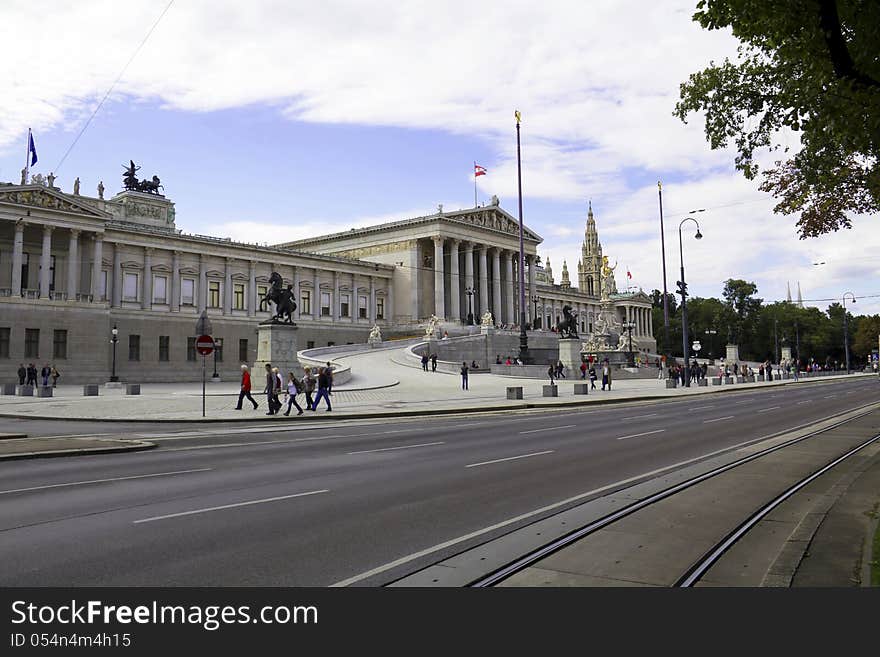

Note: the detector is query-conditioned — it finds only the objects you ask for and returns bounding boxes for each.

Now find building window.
[327,341,335,347]
[21,253,29,289]
[321,292,331,316]
[0,328,9,358]
[128,334,140,361]
[153,276,167,304]
[234,283,245,310]
[208,281,221,308]
[341,294,350,317]
[358,295,367,319]
[257,285,267,307]
[376,297,385,320]
[99,270,107,301]
[159,336,170,362]
[122,272,138,301]
[214,338,223,362]
[181,278,195,306]
[25,329,39,358]
[187,337,196,362]
[49,255,56,292]
[306,341,315,349]
[53,330,67,359]
[239,339,248,363]
[301,290,312,315]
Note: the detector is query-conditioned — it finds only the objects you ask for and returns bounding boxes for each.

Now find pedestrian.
[657,356,664,380]
[547,364,555,385]
[235,364,259,410]
[580,361,587,379]
[283,372,304,416]
[17,363,26,385]
[589,364,597,389]
[460,361,469,390]
[50,365,60,387]
[272,367,284,414]
[311,367,332,411]
[421,353,429,371]
[767,363,773,381]
[303,367,316,410]
[264,364,276,415]
[557,361,566,378]
[27,363,37,386]
[496,354,502,364]
[430,353,437,372]
[325,362,334,394]
[40,363,50,387]
[602,360,612,390]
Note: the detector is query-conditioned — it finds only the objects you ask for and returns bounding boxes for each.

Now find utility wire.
[54,1,175,174]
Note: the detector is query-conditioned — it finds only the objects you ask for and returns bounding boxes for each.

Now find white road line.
[465,451,554,468]
[616,429,665,441]
[29,433,116,440]
[824,395,837,399]
[797,400,813,405]
[347,442,445,455]
[159,436,345,451]
[733,400,751,404]
[757,406,781,413]
[0,468,212,496]
[133,489,328,524]
[703,416,735,424]
[519,425,576,435]
[689,405,716,411]
[621,414,659,421]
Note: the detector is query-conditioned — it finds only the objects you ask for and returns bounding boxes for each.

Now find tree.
[852,314,880,357]
[722,278,762,345]
[674,1,880,238]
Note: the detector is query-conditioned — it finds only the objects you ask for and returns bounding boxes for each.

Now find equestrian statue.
[261,271,297,324]
[557,304,579,339]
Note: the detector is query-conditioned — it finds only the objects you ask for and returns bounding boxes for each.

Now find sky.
[1,0,878,317]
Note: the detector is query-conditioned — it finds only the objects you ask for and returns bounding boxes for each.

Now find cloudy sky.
[2,0,877,316]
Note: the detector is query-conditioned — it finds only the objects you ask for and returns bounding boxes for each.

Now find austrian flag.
[474,164,487,177]
[627,270,632,279]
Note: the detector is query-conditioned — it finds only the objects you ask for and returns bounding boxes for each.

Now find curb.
[0,374,869,424]
[0,440,157,461]
[173,380,401,397]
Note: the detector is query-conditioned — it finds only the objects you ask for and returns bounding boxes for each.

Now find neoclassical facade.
[0,176,654,382]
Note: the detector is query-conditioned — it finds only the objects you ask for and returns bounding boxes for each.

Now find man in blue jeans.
[311,367,332,411]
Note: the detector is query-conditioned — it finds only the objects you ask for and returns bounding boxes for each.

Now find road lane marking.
[616,429,665,441]
[621,414,659,421]
[824,395,837,399]
[519,425,576,435]
[703,416,735,424]
[133,489,329,524]
[797,400,812,405]
[0,468,212,496]
[347,442,445,455]
[734,400,751,404]
[689,405,716,411]
[757,406,781,413]
[465,451,554,468]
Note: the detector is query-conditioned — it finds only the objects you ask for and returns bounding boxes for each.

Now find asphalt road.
[0,376,877,586]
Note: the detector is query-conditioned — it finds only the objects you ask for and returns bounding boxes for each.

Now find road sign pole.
[202,355,206,418]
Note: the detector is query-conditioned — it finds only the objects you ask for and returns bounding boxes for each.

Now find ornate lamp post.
[531,295,540,330]
[465,287,476,325]
[622,321,636,367]
[677,216,703,386]
[109,324,119,382]
[842,292,856,373]
[514,110,531,364]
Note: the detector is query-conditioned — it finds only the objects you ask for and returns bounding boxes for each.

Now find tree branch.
[817,0,880,90]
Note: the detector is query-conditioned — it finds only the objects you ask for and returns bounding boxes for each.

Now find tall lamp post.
[842,292,856,373]
[514,110,531,364]
[677,217,703,386]
[622,321,636,367]
[109,324,119,382]
[531,295,540,329]
[657,182,670,360]
[465,287,476,326]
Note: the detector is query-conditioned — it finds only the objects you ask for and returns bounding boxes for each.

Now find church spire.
[797,281,803,308]
[786,282,792,303]
[561,260,571,288]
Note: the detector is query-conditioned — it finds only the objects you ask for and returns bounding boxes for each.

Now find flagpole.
[658,181,671,365]
[515,110,531,364]
[474,162,478,207]
[25,129,31,183]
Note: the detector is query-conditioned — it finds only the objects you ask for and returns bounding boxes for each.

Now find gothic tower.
[577,201,603,297]
[561,260,571,288]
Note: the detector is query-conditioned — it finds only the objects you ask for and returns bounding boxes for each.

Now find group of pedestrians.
[235,362,334,415]
[16,363,60,387]
[421,353,438,372]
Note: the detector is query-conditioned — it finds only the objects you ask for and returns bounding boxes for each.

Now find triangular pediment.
[445,207,543,243]
[0,185,110,219]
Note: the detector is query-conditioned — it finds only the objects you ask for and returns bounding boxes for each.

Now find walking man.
[311,367,332,411]
[40,363,50,387]
[235,364,258,410]
[26,363,37,386]
[430,353,437,372]
[17,364,26,385]
[264,363,277,415]
[580,361,587,379]
[460,361,469,390]
[325,362,334,395]
[602,360,612,391]
[421,354,429,372]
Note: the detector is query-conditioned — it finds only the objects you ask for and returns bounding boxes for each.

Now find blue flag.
[28,131,38,167]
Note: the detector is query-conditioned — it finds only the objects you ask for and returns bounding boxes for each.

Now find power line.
[54,1,175,173]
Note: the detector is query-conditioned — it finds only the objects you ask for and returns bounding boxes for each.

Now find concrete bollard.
[16,385,34,396]
[725,377,734,384]
[713,378,722,386]
[83,384,99,396]
[125,384,141,395]
[542,385,558,397]
[573,383,589,395]
[783,373,789,380]
[698,378,708,386]
[665,379,677,388]
[506,386,523,400]
[746,375,755,383]
[2,383,16,395]
[36,386,53,398]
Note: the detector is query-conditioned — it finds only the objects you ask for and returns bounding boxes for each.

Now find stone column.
[350,273,357,323]
[479,246,489,320]
[91,234,103,301]
[492,248,502,326]
[112,244,122,308]
[369,276,376,322]
[527,255,536,327]
[291,265,300,319]
[313,268,320,318]
[198,254,207,312]
[223,257,233,315]
[171,251,180,312]
[39,225,53,299]
[448,239,460,322]
[409,242,420,322]
[11,222,24,296]
[385,279,393,323]
[432,236,445,319]
[66,229,80,300]
[333,271,340,321]
[142,248,153,310]
[463,242,474,322]
[504,251,515,325]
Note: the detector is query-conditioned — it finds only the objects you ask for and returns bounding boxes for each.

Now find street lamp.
[531,295,540,330]
[622,321,636,367]
[514,110,531,364]
[842,292,856,373]
[109,324,119,382]
[677,216,703,386]
[774,318,779,364]
[465,287,476,326]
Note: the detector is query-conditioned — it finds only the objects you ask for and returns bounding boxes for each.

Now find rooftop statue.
[122,160,165,195]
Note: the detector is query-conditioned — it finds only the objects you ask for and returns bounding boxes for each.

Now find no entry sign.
[196,334,214,355]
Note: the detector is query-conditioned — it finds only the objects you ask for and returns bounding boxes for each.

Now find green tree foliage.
[674,0,880,237]
[852,314,880,356]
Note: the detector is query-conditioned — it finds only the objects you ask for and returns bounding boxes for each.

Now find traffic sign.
[692,341,702,352]
[196,334,214,355]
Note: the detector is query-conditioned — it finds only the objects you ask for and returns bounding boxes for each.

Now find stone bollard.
[83,384,99,396]
[698,378,708,386]
[2,383,16,395]
[713,378,722,386]
[725,377,734,384]
[542,385,558,397]
[746,375,755,383]
[125,384,141,395]
[16,385,34,396]
[665,379,677,388]
[573,383,589,395]
[506,386,523,400]
[36,386,53,398]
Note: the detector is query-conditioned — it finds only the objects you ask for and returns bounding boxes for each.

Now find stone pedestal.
[573,383,589,395]
[125,384,141,395]
[506,386,523,400]
[1,383,16,395]
[254,322,303,378]
[698,379,708,387]
[725,344,740,363]
[105,382,123,390]
[17,385,33,396]
[558,338,582,377]
[781,346,792,362]
[712,379,722,386]
[665,379,677,389]
[83,384,99,396]
[37,386,53,397]
[542,385,558,397]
